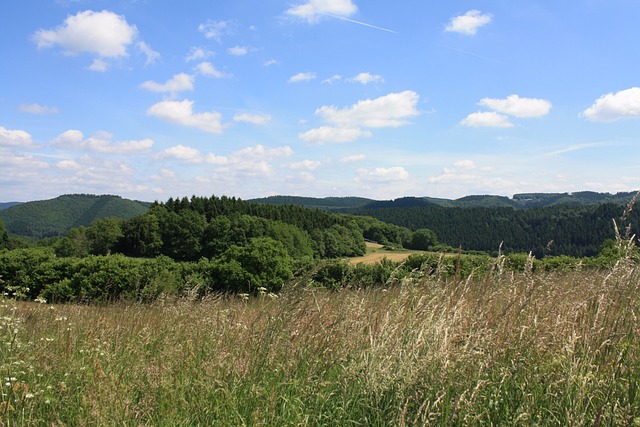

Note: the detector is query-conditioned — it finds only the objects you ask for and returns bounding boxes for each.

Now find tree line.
[350,202,639,257]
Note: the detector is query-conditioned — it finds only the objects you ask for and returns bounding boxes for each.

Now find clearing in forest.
[348,242,423,265]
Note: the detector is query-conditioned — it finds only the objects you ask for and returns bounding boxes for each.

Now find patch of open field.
[348,241,423,264]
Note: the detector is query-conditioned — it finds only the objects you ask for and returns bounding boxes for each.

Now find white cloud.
[286,0,357,22]
[299,91,419,144]
[88,58,109,72]
[140,73,194,95]
[460,111,513,128]
[51,130,153,154]
[290,160,321,170]
[56,160,82,170]
[445,10,492,35]
[195,62,230,78]
[52,129,84,145]
[582,87,640,122]
[233,113,271,125]
[340,154,365,162]
[357,166,409,183]
[228,46,248,56]
[288,72,317,83]
[299,126,371,144]
[158,144,292,179]
[322,74,342,84]
[0,126,35,148]
[19,103,59,115]
[316,90,420,128]
[137,41,160,65]
[198,20,232,43]
[33,10,138,69]
[348,72,383,85]
[479,94,552,118]
[147,99,223,133]
[186,47,214,62]
[452,159,476,170]
[158,144,208,163]
[264,59,278,67]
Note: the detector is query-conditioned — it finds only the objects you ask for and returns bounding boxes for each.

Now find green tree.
[216,237,293,293]
[0,219,9,250]
[407,229,438,250]
[119,214,162,257]
[86,217,124,255]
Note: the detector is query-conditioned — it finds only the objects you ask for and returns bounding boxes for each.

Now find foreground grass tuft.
[1,260,640,425]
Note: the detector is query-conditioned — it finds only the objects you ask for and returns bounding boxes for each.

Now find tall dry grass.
[1,257,639,425]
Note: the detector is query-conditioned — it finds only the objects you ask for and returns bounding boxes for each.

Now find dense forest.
[349,202,639,257]
[0,194,150,239]
[251,191,638,210]
[0,195,435,301]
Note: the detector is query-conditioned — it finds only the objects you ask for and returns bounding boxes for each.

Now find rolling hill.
[0,194,151,239]
[251,191,638,211]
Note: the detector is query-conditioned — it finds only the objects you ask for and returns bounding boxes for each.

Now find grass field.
[348,242,424,265]
[1,254,639,425]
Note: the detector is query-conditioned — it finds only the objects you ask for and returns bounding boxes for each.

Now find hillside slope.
[0,194,150,239]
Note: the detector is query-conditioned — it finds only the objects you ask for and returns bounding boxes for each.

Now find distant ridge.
[0,194,150,239]
[250,191,638,211]
[0,202,21,211]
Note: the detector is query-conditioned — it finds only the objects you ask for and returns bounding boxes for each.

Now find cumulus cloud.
[445,10,492,35]
[51,130,153,154]
[88,58,109,72]
[19,103,59,115]
[233,113,271,125]
[288,72,317,83]
[32,10,143,70]
[140,73,194,95]
[56,160,82,170]
[157,143,292,179]
[52,129,84,145]
[228,46,248,56]
[322,74,343,84]
[357,166,409,183]
[300,91,419,144]
[0,126,35,148]
[460,111,513,128]
[348,72,383,85]
[147,99,223,133]
[317,90,420,128]
[299,126,371,145]
[582,87,640,122]
[186,47,215,62]
[198,20,232,43]
[286,0,357,22]
[137,41,160,65]
[195,62,230,78]
[290,160,321,170]
[479,94,552,118]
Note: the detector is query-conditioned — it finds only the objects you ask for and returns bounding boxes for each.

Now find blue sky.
[2,0,640,202]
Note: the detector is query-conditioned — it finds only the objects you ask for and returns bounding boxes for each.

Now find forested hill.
[249,195,374,210]
[0,194,150,239]
[349,203,640,258]
[251,191,638,211]
[0,202,22,211]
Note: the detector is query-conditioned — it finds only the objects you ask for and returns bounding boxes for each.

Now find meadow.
[1,251,639,426]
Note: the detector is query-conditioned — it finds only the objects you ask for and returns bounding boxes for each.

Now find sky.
[2,0,640,203]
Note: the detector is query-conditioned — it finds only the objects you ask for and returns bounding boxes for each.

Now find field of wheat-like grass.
[1,256,639,425]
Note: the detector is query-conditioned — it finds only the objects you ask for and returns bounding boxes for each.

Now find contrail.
[437,43,491,61]
[322,13,397,34]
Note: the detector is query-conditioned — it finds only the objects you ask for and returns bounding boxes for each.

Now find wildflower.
[25,393,34,399]
[34,296,47,304]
